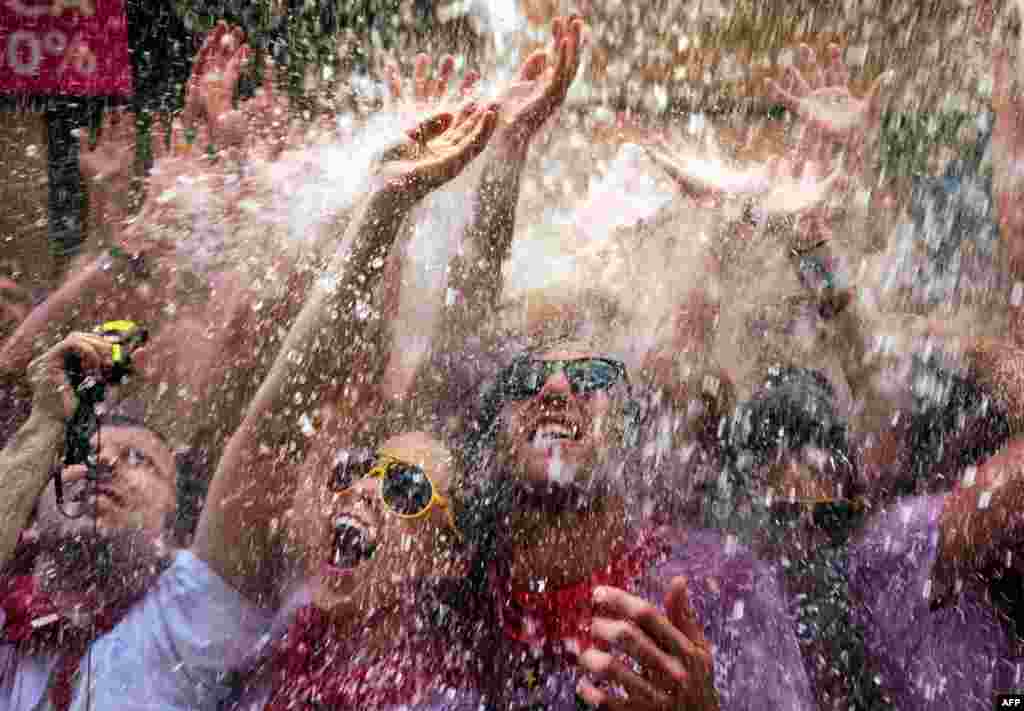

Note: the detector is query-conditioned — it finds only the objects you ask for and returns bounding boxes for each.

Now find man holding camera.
[0,332,268,710]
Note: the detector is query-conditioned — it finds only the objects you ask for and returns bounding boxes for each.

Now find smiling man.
[451,295,817,711]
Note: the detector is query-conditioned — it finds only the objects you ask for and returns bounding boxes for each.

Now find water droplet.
[978,490,992,510]
[962,466,977,488]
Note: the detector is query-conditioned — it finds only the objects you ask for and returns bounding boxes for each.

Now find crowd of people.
[2,4,1024,710]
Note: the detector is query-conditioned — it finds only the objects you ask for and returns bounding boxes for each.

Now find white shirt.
[0,550,272,711]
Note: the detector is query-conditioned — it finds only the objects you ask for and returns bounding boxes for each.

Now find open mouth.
[530,418,582,446]
[330,515,377,570]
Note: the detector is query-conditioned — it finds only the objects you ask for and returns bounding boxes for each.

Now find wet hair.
[701,366,859,541]
[723,366,854,485]
[98,414,209,546]
[899,355,1010,496]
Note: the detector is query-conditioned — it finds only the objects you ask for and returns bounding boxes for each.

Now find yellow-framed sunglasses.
[334,451,456,530]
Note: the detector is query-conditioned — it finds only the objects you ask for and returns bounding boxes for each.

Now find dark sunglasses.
[330,449,454,523]
[500,357,629,400]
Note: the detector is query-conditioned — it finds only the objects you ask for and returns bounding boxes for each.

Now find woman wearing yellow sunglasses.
[243,429,471,711]
[287,430,462,623]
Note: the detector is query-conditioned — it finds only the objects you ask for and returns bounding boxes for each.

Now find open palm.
[769,44,887,141]
[497,16,585,144]
[375,103,499,202]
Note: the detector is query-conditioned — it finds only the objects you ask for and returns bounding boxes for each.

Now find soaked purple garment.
[413,527,815,711]
[849,495,1021,710]
[137,528,810,711]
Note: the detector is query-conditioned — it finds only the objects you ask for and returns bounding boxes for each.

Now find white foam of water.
[503,142,676,299]
[387,165,483,386]
[978,490,993,510]
[547,442,565,483]
[148,108,416,285]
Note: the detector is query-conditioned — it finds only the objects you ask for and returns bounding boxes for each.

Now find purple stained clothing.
[849,494,1022,710]
[413,527,815,711]
[138,527,811,711]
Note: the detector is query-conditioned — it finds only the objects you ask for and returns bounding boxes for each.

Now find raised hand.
[383,53,479,116]
[769,43,887,142]
[182,21,251,150]
[578,578,720,710]
[79,109,136,186]
[373,102,499,204]
[78,108,138,234]
[495,16,585,150]
[240,60,293,160]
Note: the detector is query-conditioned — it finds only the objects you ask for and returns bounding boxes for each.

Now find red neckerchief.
[494,527,666,654]
[0,574,147,711]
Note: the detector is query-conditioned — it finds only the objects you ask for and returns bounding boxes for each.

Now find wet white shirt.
[0,550,271,711]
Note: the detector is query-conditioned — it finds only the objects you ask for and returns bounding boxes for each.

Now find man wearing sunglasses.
[457,321,816,710]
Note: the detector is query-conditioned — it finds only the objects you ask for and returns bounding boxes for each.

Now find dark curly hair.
[705,366,857,532]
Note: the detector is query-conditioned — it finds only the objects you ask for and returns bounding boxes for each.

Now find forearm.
[0,254,128,377]
[443,139,526,339]
[193,190,409,601]
[0,411,64,568]
[85,185,131,253]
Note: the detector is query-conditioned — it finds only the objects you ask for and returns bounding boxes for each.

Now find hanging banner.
[0,0,132,96]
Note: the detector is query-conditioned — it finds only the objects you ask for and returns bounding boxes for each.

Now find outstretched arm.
[191,105,499,604]
[0,22,251,383]
[0,252,157,384]
[443,17,585,340]
[932,436,1024,608]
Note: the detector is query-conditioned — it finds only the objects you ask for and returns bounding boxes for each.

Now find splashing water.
[545,442,577,485]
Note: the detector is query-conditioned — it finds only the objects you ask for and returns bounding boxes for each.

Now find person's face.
[291,431,459,620]
[36,425,177,541]
[496,345,625,486]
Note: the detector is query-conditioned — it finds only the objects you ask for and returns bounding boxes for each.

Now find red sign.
[0,0,132,96]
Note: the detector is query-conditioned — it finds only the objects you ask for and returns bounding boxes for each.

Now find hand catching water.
[768,43,887,144]
[578,578,720,711]
[373,103,500,203]
[495,16,586,150]
[182,21,251,152]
